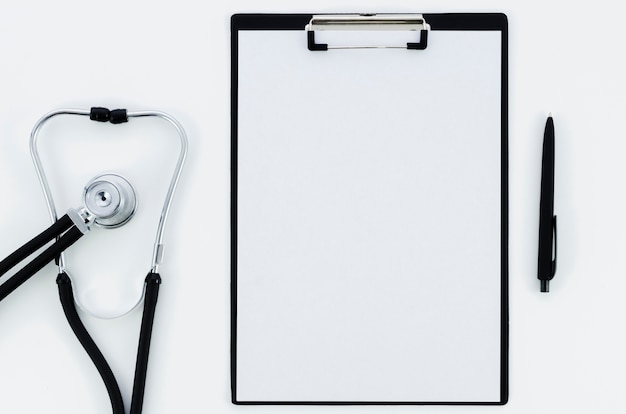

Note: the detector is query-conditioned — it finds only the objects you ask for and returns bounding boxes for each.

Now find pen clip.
[551,215,557,276]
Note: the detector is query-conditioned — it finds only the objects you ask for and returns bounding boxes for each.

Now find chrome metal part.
[83,174,137,228]
[306,14,430,31]
[66,207,92,234]
[30,108,188,274]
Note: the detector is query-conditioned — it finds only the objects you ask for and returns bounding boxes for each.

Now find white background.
[0,1,623,413]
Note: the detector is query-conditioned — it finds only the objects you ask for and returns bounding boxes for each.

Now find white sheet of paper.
[235,28,503,402]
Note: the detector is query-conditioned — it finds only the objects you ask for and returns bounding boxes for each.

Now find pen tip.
[548,112,553,118]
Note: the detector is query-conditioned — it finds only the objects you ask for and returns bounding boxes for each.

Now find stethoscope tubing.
[0,215,84,302]
[130,272,162,414]
[57,271,162,414]
[57,272,125,414]
[0,214,73,277]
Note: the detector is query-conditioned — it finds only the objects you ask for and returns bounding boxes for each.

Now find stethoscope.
[0,107,187,414]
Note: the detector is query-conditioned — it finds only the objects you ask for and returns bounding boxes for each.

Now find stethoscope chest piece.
[83,174,137,228]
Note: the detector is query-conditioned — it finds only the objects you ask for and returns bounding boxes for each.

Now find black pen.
[537,114,557,292]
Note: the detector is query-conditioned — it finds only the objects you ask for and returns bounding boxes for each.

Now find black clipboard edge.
[500,12,510,406]
[230,16,240,407]
[231,12,507,31]
[231,12,508,406]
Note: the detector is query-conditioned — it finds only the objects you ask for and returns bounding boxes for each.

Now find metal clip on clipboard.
[306,14,430,51]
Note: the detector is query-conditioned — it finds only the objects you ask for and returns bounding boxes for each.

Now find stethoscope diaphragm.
[83,173,137,229]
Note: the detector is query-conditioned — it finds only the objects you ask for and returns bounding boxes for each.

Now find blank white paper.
[235,28,503,402]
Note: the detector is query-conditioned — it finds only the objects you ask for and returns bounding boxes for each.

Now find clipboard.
[231,13,508,405]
